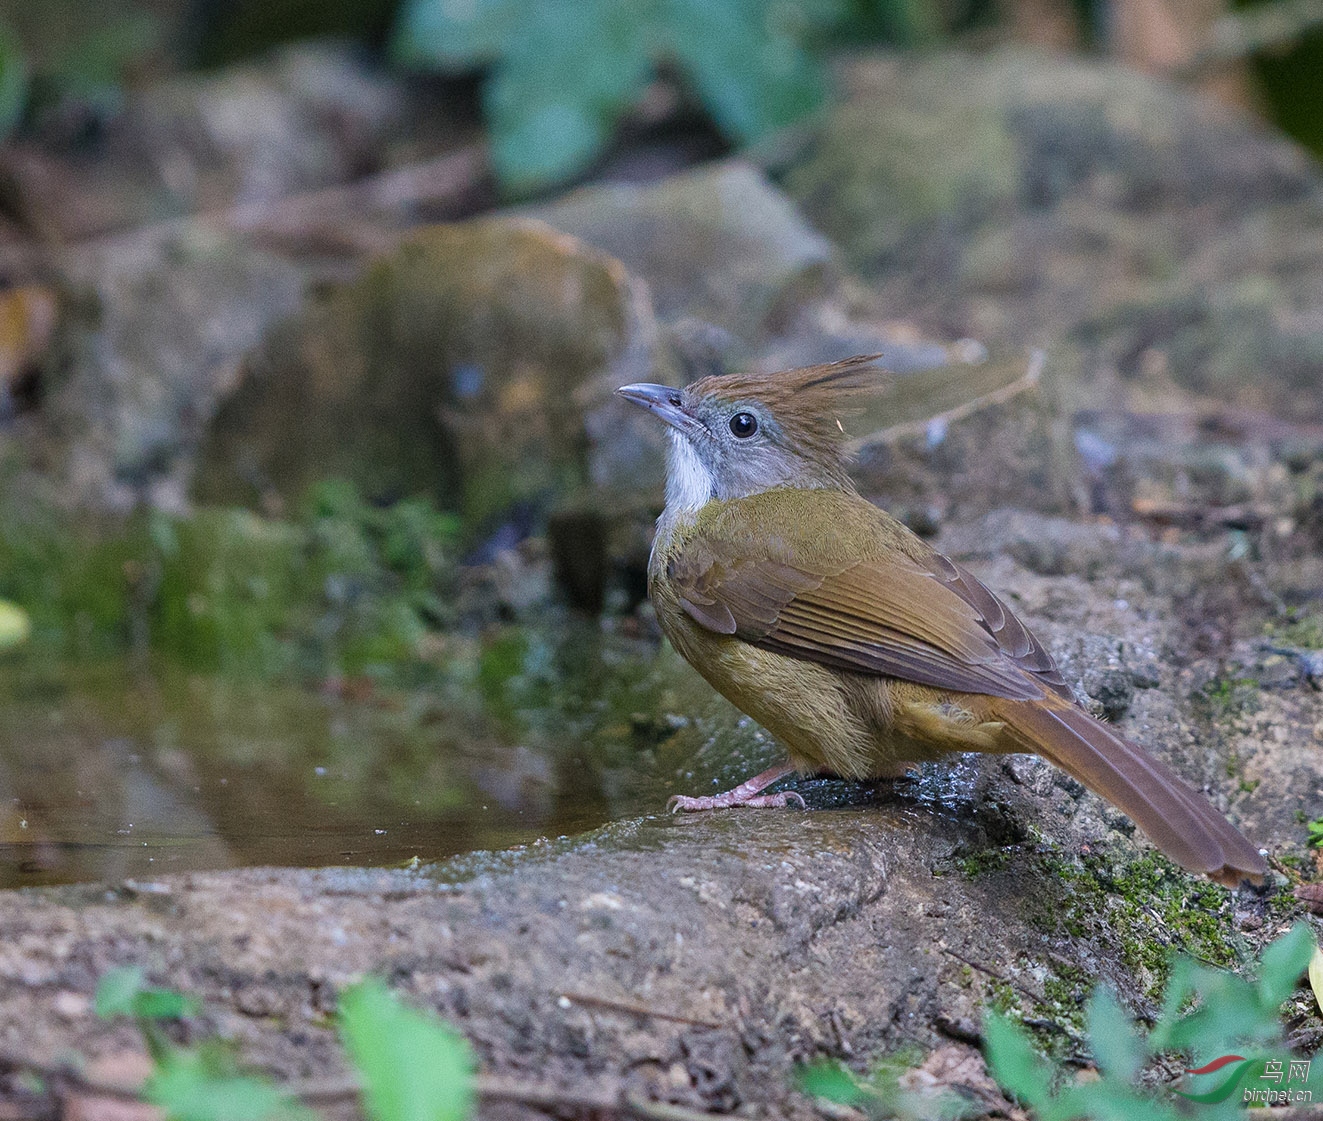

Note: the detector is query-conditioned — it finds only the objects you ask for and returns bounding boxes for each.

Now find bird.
[617,354,1266,887]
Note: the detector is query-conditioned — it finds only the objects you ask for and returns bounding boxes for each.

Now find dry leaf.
[1294,882,1323,914]
[0,283,56,411]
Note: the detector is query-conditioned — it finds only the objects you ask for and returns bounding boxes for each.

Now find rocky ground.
[1,39,1323,1121]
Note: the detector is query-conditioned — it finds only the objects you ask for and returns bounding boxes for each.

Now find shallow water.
[0,624,793,887]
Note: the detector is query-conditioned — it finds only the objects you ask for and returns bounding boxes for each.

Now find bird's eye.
[729,412,758,439]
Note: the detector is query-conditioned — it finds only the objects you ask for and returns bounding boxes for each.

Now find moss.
[1194,676,1260,723]
[0,479,461,679]
[1266,610,1323,650]
[953,847,1012,878]
[985,977,1019,1016]
[1025,851,1243,1002]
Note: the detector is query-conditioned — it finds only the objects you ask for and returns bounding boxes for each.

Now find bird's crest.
[689,354,887,456]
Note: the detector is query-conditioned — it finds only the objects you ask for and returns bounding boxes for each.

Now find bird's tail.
[989,696,1266,886]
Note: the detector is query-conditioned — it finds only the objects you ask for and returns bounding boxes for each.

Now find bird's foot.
[666,763,805,813]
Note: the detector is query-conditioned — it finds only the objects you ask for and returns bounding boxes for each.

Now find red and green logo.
[1175,1055,1256,1104]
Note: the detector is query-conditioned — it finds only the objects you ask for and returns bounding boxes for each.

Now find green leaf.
[663,0,827,142]
[392,0,520,68]
[1085,987,1145,1083]
[1259,922,1315,1008]
[0,20,26,142]
[0,599,30,650]
[338,979,475,1121]
[95,966,149,1018]
[95,966,197,1021]
[796,1060,866,1105]
[983,1012,1054,1108]
[484,0,651,192]
[146,1046,307,1121]
[389,0,829,191]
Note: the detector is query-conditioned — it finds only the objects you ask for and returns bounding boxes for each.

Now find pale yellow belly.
[663,614,971,780]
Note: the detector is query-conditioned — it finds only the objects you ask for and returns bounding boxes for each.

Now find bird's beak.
[616,383,692,432]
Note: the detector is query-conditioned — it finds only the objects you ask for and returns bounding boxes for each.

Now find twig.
[18,142,489,275]
[1179,0,1323,75]
[621,1092,733,1121]
[0,1047,739,1120]
[854,349,1044,448]
[941,947,1045,1006]
[223,143,489,239]
[1128,498,1272,530]
[555,990,725,1029]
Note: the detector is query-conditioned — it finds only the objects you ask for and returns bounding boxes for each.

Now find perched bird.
[618,355,1266,886]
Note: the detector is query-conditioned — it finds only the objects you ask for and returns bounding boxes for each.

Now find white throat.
[664,430,714,514]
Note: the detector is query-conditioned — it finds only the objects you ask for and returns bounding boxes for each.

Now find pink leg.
[667,763,806,812]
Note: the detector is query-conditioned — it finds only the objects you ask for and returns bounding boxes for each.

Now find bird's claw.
[666,789,806,812]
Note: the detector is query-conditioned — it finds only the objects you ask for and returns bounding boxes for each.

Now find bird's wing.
[669,536,1072,703]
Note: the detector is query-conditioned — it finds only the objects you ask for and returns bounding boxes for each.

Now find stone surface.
[785,48,1323,424]
[38,226,306,510]
[193,218,662,524]
[527,162,838,343]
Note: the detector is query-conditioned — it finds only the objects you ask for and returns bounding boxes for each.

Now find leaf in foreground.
[94,965,197,1021]
[339,979,475,1121]
[145,1044,310,1121]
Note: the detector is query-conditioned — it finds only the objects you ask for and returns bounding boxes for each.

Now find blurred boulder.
[781,47,1323,513]
[193,217,663,531]
[37,226,306,509]
[788,48,1312,282]
[527,161,837,344]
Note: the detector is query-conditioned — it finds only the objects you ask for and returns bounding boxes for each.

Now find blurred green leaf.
[339,979,475,1121]
[95,966,198,1021]
[1085,987,1145,1083]
[0,21,27,141]
[393,0,520,67]
[796,1060,868,1105]
[981,924,1317,1121]
[983,1012,1055,1109]
[391,0,834,192]
[1258,921,1314,1007]
[0,599,30,650]
[666,0,826,143]
[94,965,149,1018]
[146,1044,309,1121]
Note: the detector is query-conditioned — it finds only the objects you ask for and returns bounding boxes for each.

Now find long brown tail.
[990,697,1266,886]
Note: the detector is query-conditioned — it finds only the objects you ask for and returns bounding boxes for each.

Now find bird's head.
[617,355,884,512]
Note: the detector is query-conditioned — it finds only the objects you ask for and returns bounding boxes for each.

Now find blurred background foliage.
[0,0,1319,191]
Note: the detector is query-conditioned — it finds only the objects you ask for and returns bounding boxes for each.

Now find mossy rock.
[193,218,663,532]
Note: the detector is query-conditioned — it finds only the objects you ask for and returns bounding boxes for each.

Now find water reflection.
[0,622,778,887]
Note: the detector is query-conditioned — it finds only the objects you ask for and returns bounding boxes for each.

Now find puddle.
[0,624,784,887]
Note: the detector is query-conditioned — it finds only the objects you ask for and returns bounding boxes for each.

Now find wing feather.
[667,514,1071,701]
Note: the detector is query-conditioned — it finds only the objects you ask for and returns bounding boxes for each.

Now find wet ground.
[0,618,798,888]
[0,628,985,890]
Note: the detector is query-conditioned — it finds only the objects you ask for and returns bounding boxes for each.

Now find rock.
[0,802,1279,1120]
[527,162,837,343]
[193,218,663,528]
[788,48,1312,280]
[782,46,1323,487]
[122,41,413,214]
[37,226,306,509]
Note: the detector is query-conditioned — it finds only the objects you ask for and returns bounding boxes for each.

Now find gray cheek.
[714,449,798,500]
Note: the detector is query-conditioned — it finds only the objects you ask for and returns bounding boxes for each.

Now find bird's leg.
[667,762,806,812]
